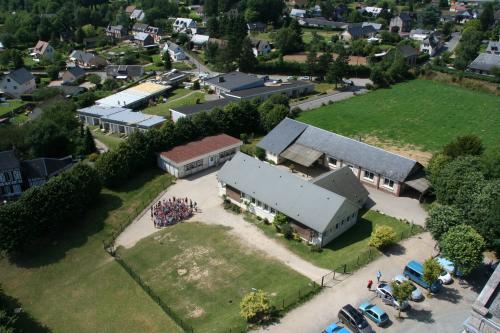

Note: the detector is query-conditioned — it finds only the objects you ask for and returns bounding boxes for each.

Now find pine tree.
[84,127,97,154]
[163,52,172,70]
[238,38,258,72]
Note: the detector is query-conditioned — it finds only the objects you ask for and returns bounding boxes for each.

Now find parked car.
[323,322,352,333]
[393,274,423,301]
[338,304,373,333]
[436,256,463,280]
[358,302,389,327]
[403,260,442,293]
[376,283,410,310]
[299,76,310,81]
[342,78,354,86]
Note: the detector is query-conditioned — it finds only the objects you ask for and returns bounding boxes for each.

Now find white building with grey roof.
[257,118,429,198]
[217,152,368,247]
[0,68,36,98]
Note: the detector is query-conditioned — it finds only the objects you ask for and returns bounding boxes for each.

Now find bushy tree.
[426,205,463,241]
[275,21,304,54]
[454,25,482,70]
[440,225,485,276]
[240,290,272,323]
[443,135,483,159]
[46,64,61,80]
[479,3,494,31]
[84,127,97,155]
[390,280,413,317]
[419,5,441,29]
[163,52,172,70]
[238,38,258,72]
[369,225,396,249]
[326,50,349,87]
[423,257,442,292]
[427,153,452,185]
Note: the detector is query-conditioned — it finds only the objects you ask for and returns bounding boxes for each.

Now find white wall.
[0,77,36,98]
[171,109,185,122]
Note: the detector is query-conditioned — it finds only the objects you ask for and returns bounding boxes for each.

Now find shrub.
[255,147,266,160]
[273,212,288,228]
[88,152,99,162]
[293,232,302,242]
[310,243,323,252]
[281,223,294,239]
[369,225,396,249]
[240,290,272,323]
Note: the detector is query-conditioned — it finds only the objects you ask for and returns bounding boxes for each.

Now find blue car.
[358,302,389,327]
[323,323,352,333]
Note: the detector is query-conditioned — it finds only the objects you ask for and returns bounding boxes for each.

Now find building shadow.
[433,286,463,304]
[183,164,222,181]
[406,307,435,323]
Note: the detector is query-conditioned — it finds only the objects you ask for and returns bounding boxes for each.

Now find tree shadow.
[0,286,52,333]
[405,307,435,323]
[383,243,406,256]
[433,286,463,304]
[463,265,491,293]
[110,167,168,193]
[10,193,122,268]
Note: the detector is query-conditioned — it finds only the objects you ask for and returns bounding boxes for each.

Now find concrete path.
[253,232,478,333]
[292,82,370,111]
[365,187,428,226]
[115,168,330,281]
[94,138,109,153]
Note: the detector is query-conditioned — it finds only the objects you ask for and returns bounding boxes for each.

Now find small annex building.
[217,152,368,247]
[158,134,242,178]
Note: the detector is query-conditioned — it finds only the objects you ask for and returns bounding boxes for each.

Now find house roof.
[204,71,264,92]
[107,25,125,32]
[96,82,169,108]
[311,166,369,208]
[69,50,105,65]
[160,134,242,164]
[217,152,353,233]
[130,9,145,20]
[77,105,131,117]
[66,66,85,78]
[59,85,85,96]
[125,5,136,14]
[8,68,34,85]
[223,81,314,99]
[299,17,349,29]
[34,40,50,54]
[247,22,266,30]
[345,25,376,37]
[258,118,421,182]
[101,110,165,126]
[0,150,20,170]
[397,45,418,57]
[191,34,210,45]
[251,39,271,52]
[21,156,73,179]
[106,65,144,78]
[133,23,149,32]
[171,98,235,116]
[468,53,500,71]
[135,32,152,41]
[290,8,306,17]
[398,12,412,21]
[174,18,195,26]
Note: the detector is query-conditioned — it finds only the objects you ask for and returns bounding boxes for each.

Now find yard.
[143,88,205,117]
[116,222,314,333]
[0,100,28,118]
[297,79,500,152]
[302,28,339,44]
[245,210,423,270]
[90,126,124,150]
[0,169,182,333]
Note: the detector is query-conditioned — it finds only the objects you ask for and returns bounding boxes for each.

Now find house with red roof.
[157,134,242,178]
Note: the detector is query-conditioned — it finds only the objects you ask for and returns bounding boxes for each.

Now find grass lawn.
[0,169,182,333]
[251,32,275,42]
[9,113,29,125]
[297,79,500,152]
[314,83,337,93]
[245,210,423,271]
[143,89,205,117]
[302,28,339,44]
[91,127,124,150]
[117,222,314,333]
[0,100,28,118]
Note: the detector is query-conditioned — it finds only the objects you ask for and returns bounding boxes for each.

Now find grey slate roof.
[0,150,20,170]
[468,53,500,72]
[106,65,144,78]
[217,152,351,233]
[224,81,314,99]
[66,66,85,78]
[8,68,34,85]
[311,166,369,208]
[204,71,264,92]
[300,17,349,29]
[258,118,421,182]
[133,23,149,32]
[171,98,235,116]
[21,156,73,179]
[345,25,376,38]
[397,45,418,57]
[257,117,308,155]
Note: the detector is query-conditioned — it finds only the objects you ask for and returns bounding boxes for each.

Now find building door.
[208,155,217,166]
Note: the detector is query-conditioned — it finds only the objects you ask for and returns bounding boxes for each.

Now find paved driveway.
[253,232,478,333]
[115,167,330,281]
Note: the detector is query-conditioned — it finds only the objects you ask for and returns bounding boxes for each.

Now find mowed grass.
[144,88,205,117]
[117,222,313,333]
[302,28,339,44]
[0,100,28,117]
[91,127,124,150]
[297,79,500,152]
[0,169,182,333]
[246,210,422,270]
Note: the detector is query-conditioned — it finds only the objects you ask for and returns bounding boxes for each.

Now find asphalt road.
[444,32,461,53]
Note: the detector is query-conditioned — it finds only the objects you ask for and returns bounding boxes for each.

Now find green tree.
[479,3,494,31]
[369,225,396,249]
[326,50,348,88]
[440,225,485,276]
[425,205,464,241]
[427,152,452,185]
[47,64,61,80]
[240,290,272,323]
[423,257,442,293]
[102,79,119,91]
[238,37,258,72]
[163,52,172,70]
[11,50,24,69]
[84,127,97,154]
[273,212,288,227]
[306,49,317,79]
[454,25,482,70]
[259,104,290,132]
[86,74,101,85]
[419,5,441,29]
[390,280,413,317]
[481,147,500,179]
[443,135,483,159]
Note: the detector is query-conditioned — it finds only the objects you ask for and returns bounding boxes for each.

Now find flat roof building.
[217,152,368,247]
[157,134,242,178]
[224,81,314,101]
[95,82,170,109]
[204,71,265,95]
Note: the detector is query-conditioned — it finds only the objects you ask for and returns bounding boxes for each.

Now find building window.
[219,148,236,159]
[251,197,256,204]
[335,223,339,229]
[352,213,355,218]
[347,216,350,222]
[363,170,374,181]
[270,208,276,213]
[0,173,4,183]
[256,200,262,208]
[263,204,268,211]
[4,172,11,182]
[12,184,21,193]
[383,178,395,189]
[13,170,21,181]
[328,157,337,166]
[184,159,203,171]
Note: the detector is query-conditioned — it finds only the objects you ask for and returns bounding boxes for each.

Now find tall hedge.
[0,163,101,254]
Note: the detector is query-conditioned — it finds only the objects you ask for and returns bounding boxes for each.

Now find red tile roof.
[160,134,242,164]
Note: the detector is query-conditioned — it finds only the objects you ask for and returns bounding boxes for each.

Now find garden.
[143,88,206,117]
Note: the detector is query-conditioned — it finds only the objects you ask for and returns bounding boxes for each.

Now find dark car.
[338,304,373,333]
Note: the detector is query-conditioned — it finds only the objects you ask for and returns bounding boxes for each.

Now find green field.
[118,222,313,333]
[245,210,422,270]
[144,88,205,117]
[297,80,500,152]
[0,169,182,333]
[0,100,28,118]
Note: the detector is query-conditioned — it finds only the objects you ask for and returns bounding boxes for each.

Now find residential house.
[0,150,23,199]
[463,264,500,333]
[61,66,86,84]
[106,65,144,80]
[468,53,500,75]
[157,134,242,178]
[130,9,145,21]
[397,45,418,66]
[361,22,382,31]
[257,118,429,198]
[132,23,149,36]
[486,41,500,55]
[0,68,36,98]
[217,152,368,247]
[420,33,443,56]
[134,32,155,47]
[390,13,412,33]
[31,40,54,60]
[145,26,162,43]
[341,25,377,41]
[360,6,383,16]
[251,39,272,57]
[125,5,136,15]
[69,50,107,69]
[298,17,349,30]
[455,9,478,24]
[203,71,265,96]
[409,29,431,41]
[106,25,128,39]
[311,5,322,16]
[247,22,267,33]
[190,34,210,49]
[164,42,187,61]
[290,8,307,18]
[21,156,73,188]
[173,18,197,33]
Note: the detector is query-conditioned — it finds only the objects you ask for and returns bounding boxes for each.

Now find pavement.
[444,32,461,54]
[115,168,330,281]
[94,138,109,153]
[252,232,478,333]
